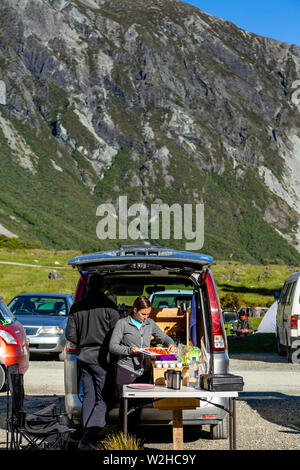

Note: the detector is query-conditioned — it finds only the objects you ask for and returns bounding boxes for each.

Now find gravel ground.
[0,354,299,451]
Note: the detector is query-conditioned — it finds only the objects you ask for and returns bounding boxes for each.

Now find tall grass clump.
[95,432,144,450]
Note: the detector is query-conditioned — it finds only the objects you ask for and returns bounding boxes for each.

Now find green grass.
[211,261,297,307]
[0,249,296,307]
[0,249,80,303]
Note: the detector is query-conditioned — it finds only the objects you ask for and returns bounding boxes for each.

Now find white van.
[276,271,300,363]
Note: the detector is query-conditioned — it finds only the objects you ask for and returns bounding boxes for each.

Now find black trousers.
[79,361,108,439]
[116,366,151,434]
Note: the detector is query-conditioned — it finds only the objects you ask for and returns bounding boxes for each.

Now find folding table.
[123,385,238,450]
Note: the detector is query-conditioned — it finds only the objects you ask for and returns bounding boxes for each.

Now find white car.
[276,271,300,363]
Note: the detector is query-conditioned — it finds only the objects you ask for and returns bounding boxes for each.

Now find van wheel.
[210,415,229,439]
[276,332,285,356]
[286,345,292,363]
[286,333,292,363]
[0,365,6,392]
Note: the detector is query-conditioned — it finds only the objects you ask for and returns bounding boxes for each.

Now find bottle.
[188,357,199,388]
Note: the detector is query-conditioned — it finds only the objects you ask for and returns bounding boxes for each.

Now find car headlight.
[37,326,64,335]
[0,330,18,344]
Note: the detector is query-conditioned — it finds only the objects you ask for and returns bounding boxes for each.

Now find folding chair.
[6,364,75,450]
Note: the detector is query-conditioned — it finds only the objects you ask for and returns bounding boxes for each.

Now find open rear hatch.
[68,247,213,273]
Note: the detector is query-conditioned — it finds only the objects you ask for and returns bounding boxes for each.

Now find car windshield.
[151,294,193,308]
[0,301,14,326]
[9,296,67,316]
[223,312,238,323]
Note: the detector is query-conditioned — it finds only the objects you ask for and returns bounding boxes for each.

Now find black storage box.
[200,373,244,392]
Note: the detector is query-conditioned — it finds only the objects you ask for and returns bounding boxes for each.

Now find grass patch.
[95,432,144,450]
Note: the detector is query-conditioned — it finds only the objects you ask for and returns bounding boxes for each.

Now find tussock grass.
[94,432,144,451]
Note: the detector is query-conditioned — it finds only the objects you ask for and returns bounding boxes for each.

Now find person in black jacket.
[66,273,119,449]
[232,308,254,339]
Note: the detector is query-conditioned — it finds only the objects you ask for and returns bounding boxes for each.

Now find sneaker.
[77,438,93,450]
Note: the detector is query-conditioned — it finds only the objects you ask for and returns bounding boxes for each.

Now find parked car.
[64,246,230,439]
[0,296,29,391]
[276,271,300,362]
[8,293,74,361]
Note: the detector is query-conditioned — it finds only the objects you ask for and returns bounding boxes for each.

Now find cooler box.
[200,373,244,392]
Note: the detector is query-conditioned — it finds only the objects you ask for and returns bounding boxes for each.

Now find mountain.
[0,0,300,263]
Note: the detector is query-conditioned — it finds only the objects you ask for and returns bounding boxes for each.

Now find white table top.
[123,385,239,398]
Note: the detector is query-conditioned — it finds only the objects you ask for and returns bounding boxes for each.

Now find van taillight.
[204,272,226,352]
[291,316,298,329]
[66,341,77,353]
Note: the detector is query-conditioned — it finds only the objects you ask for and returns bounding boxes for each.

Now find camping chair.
[6,364,75,450]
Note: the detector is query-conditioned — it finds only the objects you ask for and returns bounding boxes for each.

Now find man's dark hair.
[87,273,106,290]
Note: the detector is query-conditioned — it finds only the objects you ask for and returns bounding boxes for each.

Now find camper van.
[276,271,300,363]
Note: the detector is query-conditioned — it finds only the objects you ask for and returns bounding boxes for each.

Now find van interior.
[76,269,213,378]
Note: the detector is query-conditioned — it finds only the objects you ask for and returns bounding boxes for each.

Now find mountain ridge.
[0,0,300,263]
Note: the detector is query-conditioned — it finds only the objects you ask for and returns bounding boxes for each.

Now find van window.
[287,282,296,305]
[280,283,289,304]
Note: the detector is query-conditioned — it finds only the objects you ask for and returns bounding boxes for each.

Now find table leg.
[172,409,183,450]
[123,398,128,439]
[229,398,236,450]
[232,398,236,450]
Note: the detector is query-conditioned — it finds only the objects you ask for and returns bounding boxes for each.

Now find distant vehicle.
[276,272,300,363]
[8,293,74,361]
[222,311,239,325]
[148,289,194,309]
[0,296,29,391]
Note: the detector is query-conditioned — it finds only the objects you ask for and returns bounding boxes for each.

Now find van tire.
[0,365,6,392]
[276,332,285,356]
[285,332,292,363]
[286,345,292,363]
[210,415,229,439]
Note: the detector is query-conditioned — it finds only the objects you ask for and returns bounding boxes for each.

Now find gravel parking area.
[0,354,299,451]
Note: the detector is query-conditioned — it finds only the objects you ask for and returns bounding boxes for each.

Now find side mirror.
[274,290,281,300]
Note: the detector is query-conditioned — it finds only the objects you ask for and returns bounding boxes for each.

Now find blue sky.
[182,0,300,46]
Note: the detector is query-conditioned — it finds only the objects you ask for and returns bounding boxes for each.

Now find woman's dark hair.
[132,296,151,312]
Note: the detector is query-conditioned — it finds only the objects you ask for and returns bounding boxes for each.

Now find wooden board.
[173,410,183,450]
[154,398,200,410]
[149,307,190,336]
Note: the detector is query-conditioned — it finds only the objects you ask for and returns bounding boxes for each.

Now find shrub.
[220,293,243,311]
[95,432,144,450]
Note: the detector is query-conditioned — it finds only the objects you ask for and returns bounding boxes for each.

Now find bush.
[220,293,243,311]
[95,432,144,450]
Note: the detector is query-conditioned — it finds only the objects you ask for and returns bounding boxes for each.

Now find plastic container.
[156,354,177,362]
[188,357,199,388]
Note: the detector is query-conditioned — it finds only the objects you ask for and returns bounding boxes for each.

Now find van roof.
[285,271,300,282]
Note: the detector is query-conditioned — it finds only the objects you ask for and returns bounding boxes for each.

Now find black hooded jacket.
[65,289,120,367]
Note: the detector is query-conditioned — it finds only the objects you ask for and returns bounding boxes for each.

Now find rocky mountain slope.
[0,0,300,263]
